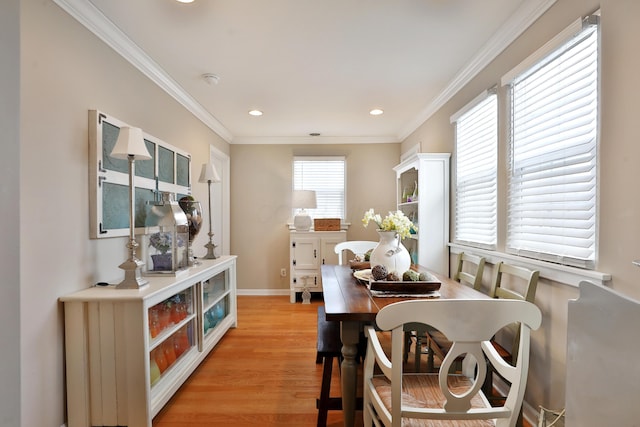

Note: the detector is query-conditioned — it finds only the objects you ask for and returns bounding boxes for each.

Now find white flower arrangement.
[362,208,417,240]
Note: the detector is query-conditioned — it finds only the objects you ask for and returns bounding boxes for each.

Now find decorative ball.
[402,270,420,282]
[386,272,400,281]
[371,264,388,281]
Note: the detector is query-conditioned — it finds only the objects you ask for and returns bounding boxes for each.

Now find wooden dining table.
[321,263,490,427]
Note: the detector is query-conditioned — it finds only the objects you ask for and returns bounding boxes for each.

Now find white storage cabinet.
[289,230,346,302]
[394,153,450,275]
[60,255,237,427]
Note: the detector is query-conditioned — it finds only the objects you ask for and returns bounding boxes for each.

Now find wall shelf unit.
[60,256,237,427]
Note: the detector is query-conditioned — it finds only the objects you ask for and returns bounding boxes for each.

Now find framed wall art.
[89,110,192,238]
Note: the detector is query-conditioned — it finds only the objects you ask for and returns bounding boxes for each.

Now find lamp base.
[294,213,312,231]
[116,257,149,289]
[203,239,218,259]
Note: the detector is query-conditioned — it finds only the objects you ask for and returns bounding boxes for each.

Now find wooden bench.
[316,305,343,427]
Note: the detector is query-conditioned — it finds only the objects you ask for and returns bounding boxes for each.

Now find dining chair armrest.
[364,325,392,376]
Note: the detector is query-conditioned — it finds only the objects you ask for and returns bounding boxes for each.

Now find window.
[503,16,599,269]
[293,156,345,219]
[451,90,498,249]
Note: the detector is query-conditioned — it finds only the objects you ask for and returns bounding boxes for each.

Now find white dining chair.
[334,241,377,265]
[419,252,487,372]
[454,252,486,291]
[483,263,539,407]
[363,298,541,427]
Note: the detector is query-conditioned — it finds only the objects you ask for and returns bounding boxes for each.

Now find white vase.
[369,230,411,275]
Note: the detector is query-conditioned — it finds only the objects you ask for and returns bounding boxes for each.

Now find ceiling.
[54,0,554,144]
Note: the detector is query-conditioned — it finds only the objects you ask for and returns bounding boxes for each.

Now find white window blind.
[293,157,345,219]
[452,90,498,249]
[505,16,598,269]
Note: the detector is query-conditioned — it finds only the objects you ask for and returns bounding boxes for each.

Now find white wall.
[1,0,21,425]
[19,0,228,425]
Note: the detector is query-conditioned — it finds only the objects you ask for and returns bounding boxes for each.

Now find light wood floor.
[153,295,531,427]
[153,295,351,426]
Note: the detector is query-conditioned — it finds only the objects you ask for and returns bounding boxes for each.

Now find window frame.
[503,15,599,269]
[292,156,346,221]
[451,88,498,250]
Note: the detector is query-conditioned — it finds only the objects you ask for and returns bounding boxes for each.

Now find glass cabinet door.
[397,166,419,265]
[148,287,196,387]
[202,270,230,337]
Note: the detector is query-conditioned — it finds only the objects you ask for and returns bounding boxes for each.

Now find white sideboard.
[289,230,346,302]
[60,255,237,427]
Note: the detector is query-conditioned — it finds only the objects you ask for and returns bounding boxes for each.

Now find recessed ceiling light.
[202,73,220,85]
[175,0,194,3]
[248,110,263,116]
[369,109,384,116]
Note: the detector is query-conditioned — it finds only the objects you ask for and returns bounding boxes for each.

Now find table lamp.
[198,162,221,259]
[292,190,317,231]
[109,126,152,289]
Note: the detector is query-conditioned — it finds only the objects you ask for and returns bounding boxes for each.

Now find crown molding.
[231,135,400,145]
[397,0,558,141]
[52,0,234,143]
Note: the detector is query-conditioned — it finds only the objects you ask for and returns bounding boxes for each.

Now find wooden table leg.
[340,321,360,427]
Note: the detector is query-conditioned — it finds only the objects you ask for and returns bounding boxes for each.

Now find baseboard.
[523,399,538,426]
[236,289,290,296]
[494,380,538,425]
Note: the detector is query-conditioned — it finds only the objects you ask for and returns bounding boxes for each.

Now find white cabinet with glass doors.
[394,153,450,275]
[60,256,237,427]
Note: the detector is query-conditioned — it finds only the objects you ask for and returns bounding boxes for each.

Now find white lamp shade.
[198,163,221,183]
[292,190,317,209]
[110,126,152,160]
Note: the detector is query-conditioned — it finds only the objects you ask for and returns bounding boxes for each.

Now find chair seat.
[369,374,495,426]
